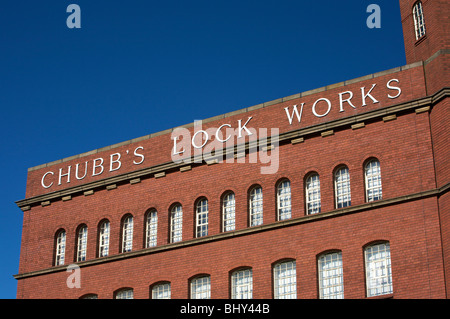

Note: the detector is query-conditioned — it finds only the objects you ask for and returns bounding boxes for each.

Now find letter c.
[216,123,232,143]
[41,171,54,189]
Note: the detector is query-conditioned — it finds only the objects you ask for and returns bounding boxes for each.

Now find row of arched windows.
[54,158,383,266]
[79,241,393,299]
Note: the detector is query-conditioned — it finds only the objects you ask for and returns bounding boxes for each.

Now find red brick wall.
[17,107,444,298]
[16,198,445,299]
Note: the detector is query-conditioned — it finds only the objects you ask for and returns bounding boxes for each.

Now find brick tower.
[400,0,450,295]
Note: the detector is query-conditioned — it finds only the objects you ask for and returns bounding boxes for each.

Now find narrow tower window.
[413,1,426,40]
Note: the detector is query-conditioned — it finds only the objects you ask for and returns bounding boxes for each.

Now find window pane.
[191,276,211,299]
[55,230,66,266]
[116,289,133,299]
[231,269,253,299]
[196,199,208,238]
[152,283,171,299]
[318,252,344,299]
[171,205,183,243]
[277,180,292,221]
[122,216,133,252]
[249,187,263,226]
[146,210,158,248]
[365,159,382,202]
[223,192,236,232]
[365,242,393,297]
[77,226,88,262]
[413,2,426,39]
[99,221,110,257]
[274,261,297,299]
[306,173,321,215]
[335,167,351,208]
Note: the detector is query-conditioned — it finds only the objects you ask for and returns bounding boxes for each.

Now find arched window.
[273,260,296,299]
[305,173,321,215]
[170,204,183,243]
[334,166,351,208]
[98,220,110,257]
[55,229,66,266]
[413,1,426,40]
[151,282,171,299]
[249,186,263,226]
[318,251,344,299]
[365,159,382,202]
[222,191,236,232]
[231,268,253,299]
[277,179,292,221]
[79,294,98,299]
[364,241,393,297]
[195,198,209,238]
[76,225,88,262]
[145,209,158,248]
[121,215,133,253]
[115,288,134,299]
[190,275,211,299]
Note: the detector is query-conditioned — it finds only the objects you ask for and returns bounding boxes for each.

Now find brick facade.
[15,0,449,299]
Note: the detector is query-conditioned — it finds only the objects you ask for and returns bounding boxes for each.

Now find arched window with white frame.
[249,186,263,226]
[190,275,211,299]
[55,229,66,266]
[318,251,344,299]
[151,282,171,299]
[334,166,351,208]
[231,268,253,299]
[305,172,321,215]
[365,158,382,202]
[195,198,208,238]
[170,204,183,243]
[115,288,134,299]
[145,209,158,248]
[277,179,292,221]
[121,214,133,253]
[413,1,426,40]
[76,224,88,262]
[98,219,110,257]
[222,191,236,232]
[273,260,297,299]
[365,241,393,297]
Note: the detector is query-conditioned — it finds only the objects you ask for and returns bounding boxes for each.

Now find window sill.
[415,35,427,46]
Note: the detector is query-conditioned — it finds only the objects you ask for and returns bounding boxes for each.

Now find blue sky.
[0,0,405,298]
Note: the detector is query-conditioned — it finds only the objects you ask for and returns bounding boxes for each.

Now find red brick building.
[15,0,449,299]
